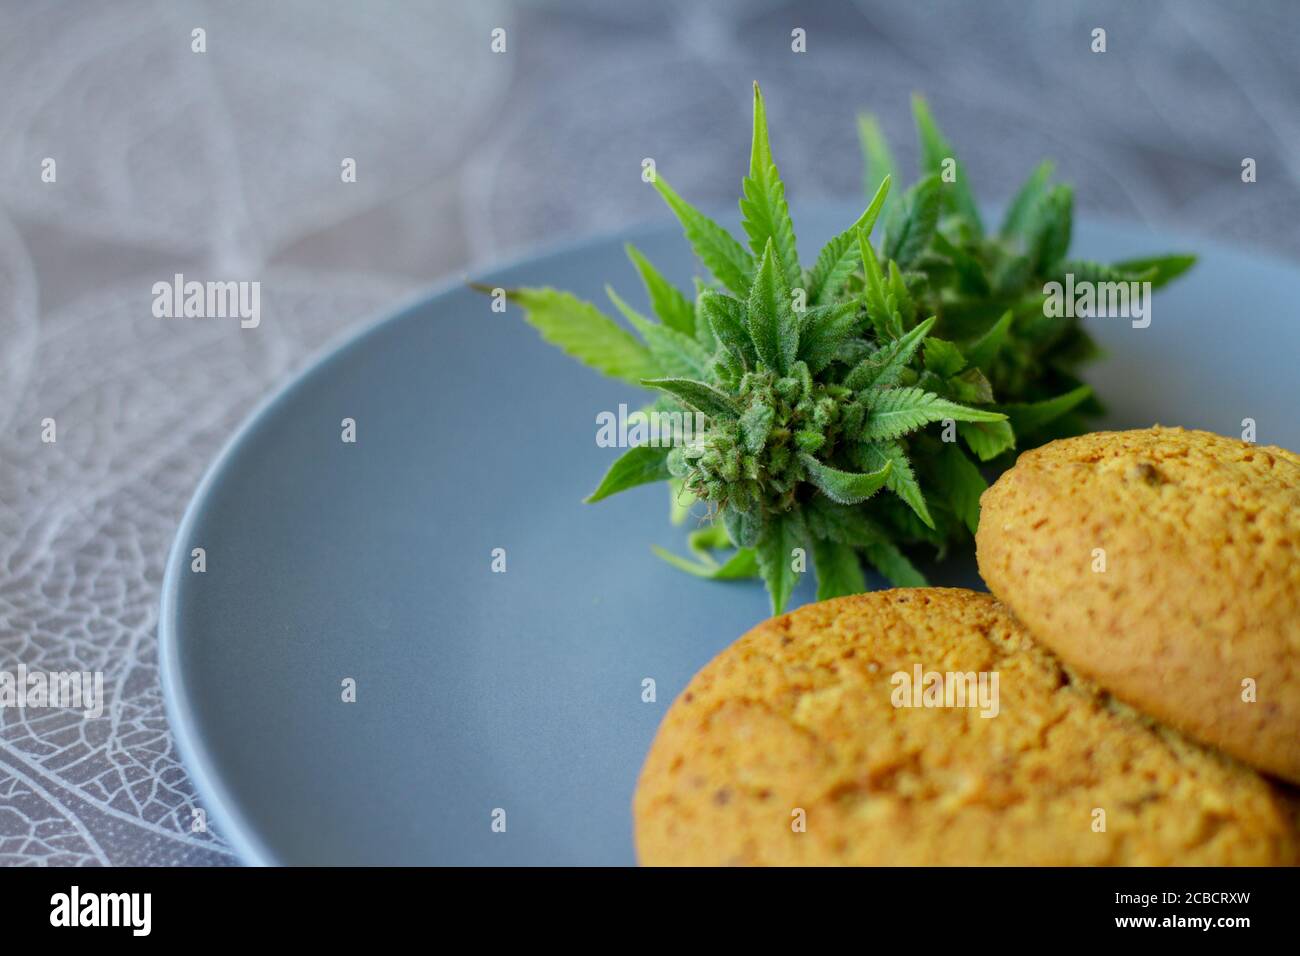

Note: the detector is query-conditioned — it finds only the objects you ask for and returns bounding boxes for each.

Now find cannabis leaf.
[741,83,801,289]
[912,94,982,233]
[861,386,1006,441]
[811,537,867,600]
[498,287,659,385]
[488,83,1194,616]
[807,176,891,306]
[857,113,897,205]
[606,286,711,379]
[995,385,1093,434]
[884,174,942,269]
[854,440,933,529]
[700,291,754,370]
[625,244,695,335]
[796,301,861,374]
[1110,253,1197,289]
[925,441,986,534]
[863,96,1193,446]
[1000,161,1054,239]
[586,445,672,503]
[746,240,799,374]
[650,544,759,580]
[963,309,1012,368]
[653,178,753,296]
[957,419,1016,462]
[755,512,803,615]
[642,377,738,419]
[800,455,892,505]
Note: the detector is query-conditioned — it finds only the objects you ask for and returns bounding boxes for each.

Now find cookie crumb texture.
[978,426,1300,783]
[633,589,1298,866]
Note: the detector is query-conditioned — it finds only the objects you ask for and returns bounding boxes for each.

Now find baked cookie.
[977,426,1300,783]
[634,588,1297,865]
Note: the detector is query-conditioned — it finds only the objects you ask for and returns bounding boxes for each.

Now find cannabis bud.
[491,83,1192,613]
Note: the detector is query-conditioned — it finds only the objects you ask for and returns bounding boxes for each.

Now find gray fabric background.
[0,0,1296,865]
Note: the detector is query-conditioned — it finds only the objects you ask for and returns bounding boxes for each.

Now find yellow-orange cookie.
[634,588,1297,865]
[977,426,1300,783]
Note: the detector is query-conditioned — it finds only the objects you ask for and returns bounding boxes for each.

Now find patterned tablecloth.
[1,0,1296,865]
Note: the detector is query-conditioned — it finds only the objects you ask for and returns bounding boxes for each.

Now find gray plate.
[159,204,1300,865]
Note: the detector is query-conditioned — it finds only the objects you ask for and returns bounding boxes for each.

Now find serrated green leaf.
[803,498,926,586]
[746,240,799,374]
[944,367,995,405]
[963,309,1013,369]
[504,286,660,385]
[585,445,672,503]
[1110,253,1197,290]
[625,244,695,335]
[887,260,918,327]
[930,231,990,294]
[796,300,861,374]
[995,385,1092,434]
[691,278,720,352]
[861,386,1006,440]
[854,440,934,529]
[912,94,983,233]
[923,337,966,378]
[807,176,891,305]
[811,537,867,600]
[1051,259,1150,286]
[957,419,1016,461]
[926,442,986,534]
[606,285,712,379]
[1025,184,1073,273]
[881,492,951,549]
[832,338,873,368]
[884,174,942,269]
[862,539,927,588]
[699,291,754,369]
[755,510,803,614]
[858,231,898,338]
[804,496,882,546]
[741,83,801,289]
[857,113,897,205]
[999,160,1054,240]
[843,316,936,390]
[801,453,892,504]
[653,177,754,295]
[990,253,1034,297]
[652,544,760,580]
[642,377,739,419]
[723,506,764,549]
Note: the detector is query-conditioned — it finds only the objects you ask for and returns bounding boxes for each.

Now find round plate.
[160,205,1300,864]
